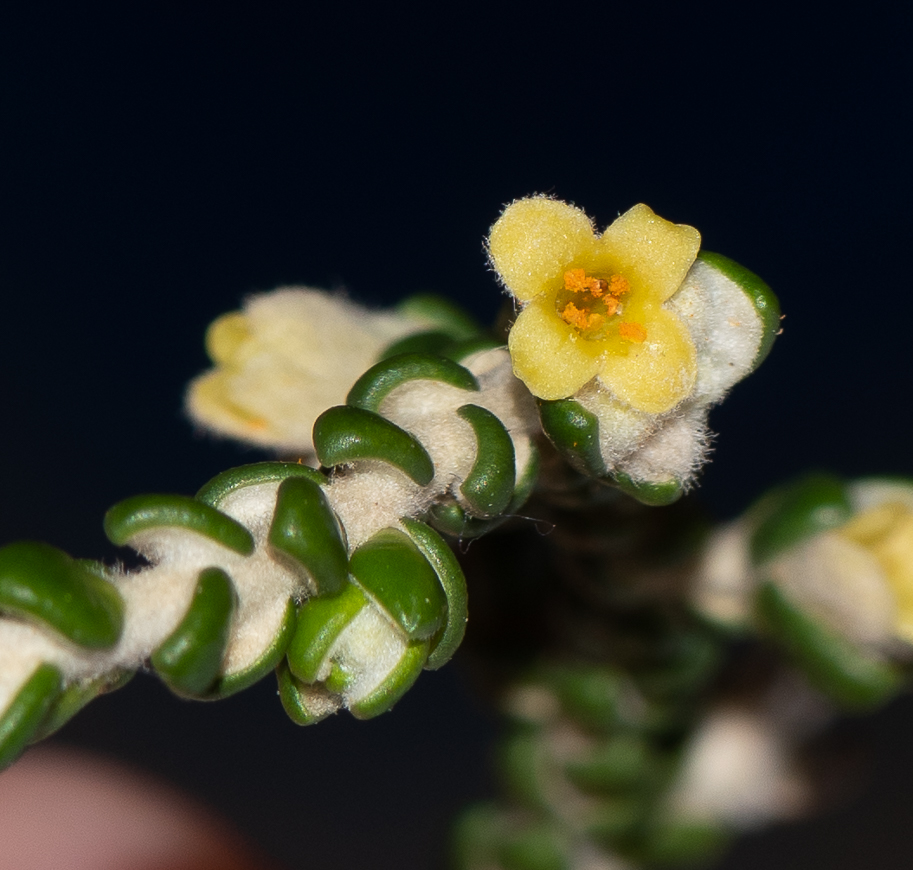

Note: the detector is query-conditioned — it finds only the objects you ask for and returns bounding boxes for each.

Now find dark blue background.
[1,6,911,868]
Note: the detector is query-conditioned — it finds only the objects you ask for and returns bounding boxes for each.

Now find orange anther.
[563,269,590,292]
[607,274,630,297]
[619,322,647,343]
[561,302,590,330]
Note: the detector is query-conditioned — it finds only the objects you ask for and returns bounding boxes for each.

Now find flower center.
[555,269,645,342]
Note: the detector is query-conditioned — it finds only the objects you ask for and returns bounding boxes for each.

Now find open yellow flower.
[489,197,701,413]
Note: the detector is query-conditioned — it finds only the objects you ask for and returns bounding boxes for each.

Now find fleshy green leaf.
[276,660,340,726]
[634,818,727,866]
[287,582,369,684]
[757,581,900,708]
[347,352,478,413]
[196,461,326,507]
[750,474,852,565]
[313,406,435,486]
[104,494,254,556]
[151,567,237,697]
[0,543,123,649]
[400,517,467,669]
[443,337,504,364]
[610,472,683,507]
[0,663,61,770]
[32,670,133,742]
[457,404,516,518]
[498,822,569,870]
[563,734,653,793]
[348,639,429,719]
[427,502,504,538]
[349,528,447,640]
[582,796,646,844]
[537,398,606,478]
[395,293,482,340]
[500,730,548,809]
[377,331,458,361]
[549,665,626,733]
[269,476,349,597]
[210,598,298,698]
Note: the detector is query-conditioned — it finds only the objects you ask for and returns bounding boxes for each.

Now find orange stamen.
[561,301,587,330]
[607,274,630,297]
[560,270,632,337]
[561,303,604,333]
[563,269,590,292]
[619,322,647,343]
[563,269,605,297]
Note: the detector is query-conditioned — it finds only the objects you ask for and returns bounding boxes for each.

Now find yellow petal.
[508,300,603,400]
[186,370,273,440]
[596,204,700,303]
[205,311,251,365]
[597,307,697,413]
[489,197,596,303]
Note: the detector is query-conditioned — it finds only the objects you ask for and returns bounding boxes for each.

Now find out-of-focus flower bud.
[185,289,477,456]
[695,474,913,706]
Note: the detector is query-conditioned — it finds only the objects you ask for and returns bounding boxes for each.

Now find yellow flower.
[488,197,701,413]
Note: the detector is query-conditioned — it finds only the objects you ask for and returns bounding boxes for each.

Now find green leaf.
[499,822,569,870]
[698,250,781,371]
[196,461,326,507]
[104,494,254,556]
[427,502,506,539]
[550,665,625,733]
[287,582,369,684]
[32,670,134,742]
[442,337,504,363]
[610,472,683,507]
[430,442,540,537]
[400,517,468,669]
[151,567,237,697]
[377,330,458,360]
[210,598,298,698]
[510,443,540,513]
[757,581,900,708]
[0,663,61,770]
[347,352,478,413]
[0,543,123,649]
[348,639,429,719]
[451,803,505,870]
[269,476,349,597]
[313,405,435,486]
[564,734,653,793]
[750,474,852,565]
[582,796,646,845]
[537,398,606,478]
[395,293,482,340]
[275,660,340,726]
[500,730,548,809]
[457,404,516,518]
[349,528,447,640]
[635,818,727,866]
